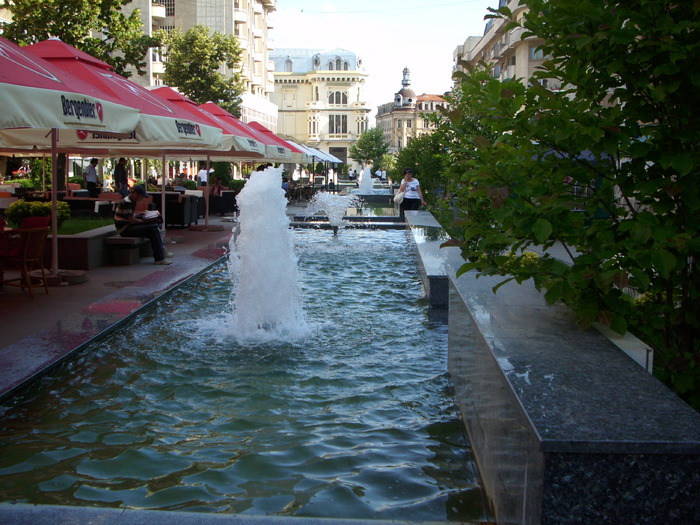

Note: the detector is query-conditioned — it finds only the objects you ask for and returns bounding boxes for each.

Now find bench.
[104,236,152,265]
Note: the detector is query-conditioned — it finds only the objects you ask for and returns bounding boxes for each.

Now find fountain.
[303,191,360,234]
[228,166,307,340]
[357,166,375,194]
[0,168,491,522]
[348,167,394,204]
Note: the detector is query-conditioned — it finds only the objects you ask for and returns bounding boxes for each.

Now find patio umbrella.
[152,87,265,160]
[0,36,142,275]
[24,38,234,242]
[0,37,141,147]
[23,38,224,155]
[247,121,307,163]
[198,103,293,163]
[152,87,266,230]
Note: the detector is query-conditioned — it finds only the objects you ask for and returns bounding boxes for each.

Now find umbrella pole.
[189,154,222,231]
[161,152,167,238]
[51,129,59,276]
[205,156,210,229]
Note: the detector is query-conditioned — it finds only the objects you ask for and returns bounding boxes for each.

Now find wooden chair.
[0,227,50,297]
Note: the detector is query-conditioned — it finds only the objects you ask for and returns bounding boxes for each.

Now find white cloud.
[269,0,496,121]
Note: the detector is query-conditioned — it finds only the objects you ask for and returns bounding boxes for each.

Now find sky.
[269,0,497,120]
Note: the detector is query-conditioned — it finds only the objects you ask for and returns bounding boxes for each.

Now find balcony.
[234,8,248,24]
[151,3,166,19]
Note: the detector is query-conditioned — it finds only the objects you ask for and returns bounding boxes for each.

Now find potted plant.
[4,200,70,228]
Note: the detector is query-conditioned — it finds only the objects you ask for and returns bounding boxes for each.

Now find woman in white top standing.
[398,167,426,214]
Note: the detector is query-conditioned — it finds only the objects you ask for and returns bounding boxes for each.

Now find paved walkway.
[0,214,246,400]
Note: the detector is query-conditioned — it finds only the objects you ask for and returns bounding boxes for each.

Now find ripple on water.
[0,229,489,522]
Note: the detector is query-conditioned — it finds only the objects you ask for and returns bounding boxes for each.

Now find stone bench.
[104,236,151,265]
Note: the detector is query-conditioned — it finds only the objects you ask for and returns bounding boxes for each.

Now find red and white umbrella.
[23,38,224,155]
[198,103,294,162]
[0,37,141,147]
[0,36,143,275]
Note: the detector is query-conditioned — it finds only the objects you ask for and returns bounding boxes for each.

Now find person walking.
[398,168,426,216]
[114,185,173,265]
[83,158,101,198]
[114,157,129,197]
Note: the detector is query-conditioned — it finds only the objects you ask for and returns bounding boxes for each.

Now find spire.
[402,67,411,88]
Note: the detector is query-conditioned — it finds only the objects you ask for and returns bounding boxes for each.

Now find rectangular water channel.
[0,228,490,522]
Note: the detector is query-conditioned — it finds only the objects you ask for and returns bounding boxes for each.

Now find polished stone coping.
[0,504,474,525]
[403,210,700,523]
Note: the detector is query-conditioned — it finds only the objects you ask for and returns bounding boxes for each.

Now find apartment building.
[375,68,448,154]
[126,0,278,130]
[453,0,561,91]
[269,48,371,165]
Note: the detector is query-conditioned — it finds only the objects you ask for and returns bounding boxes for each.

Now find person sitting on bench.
[114,185,173,265]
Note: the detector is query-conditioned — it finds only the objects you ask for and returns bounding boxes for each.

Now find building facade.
[375,68,448,154]
[453,0,561,92]
[126,0,278,130]
[269,48,371,165]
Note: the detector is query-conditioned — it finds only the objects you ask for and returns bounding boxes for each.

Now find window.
[328,91,348,105]
[328,61,334,70]
[530,46,544,60]
[328,115,347,134]
[397,119,402,128]
[407,120,412,128]
[284,58,293,72]
[163,0,175,16]
[336,58,342,70]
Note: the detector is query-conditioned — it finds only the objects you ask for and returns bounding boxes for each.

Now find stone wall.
[405,210,700,524]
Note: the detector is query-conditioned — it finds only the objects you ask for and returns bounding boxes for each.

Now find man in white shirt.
[83,158,101,197]
[197,164,208,187]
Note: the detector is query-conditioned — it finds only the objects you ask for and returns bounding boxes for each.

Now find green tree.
[1,0,159,77]
[159,25,244,116]
[349,127,390,168]
[441,1,700,408]
[394,132,446,203]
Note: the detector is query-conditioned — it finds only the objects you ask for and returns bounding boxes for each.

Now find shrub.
[4,200,70,228]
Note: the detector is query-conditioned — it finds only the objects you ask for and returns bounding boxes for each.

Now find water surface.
[0,229,489,521]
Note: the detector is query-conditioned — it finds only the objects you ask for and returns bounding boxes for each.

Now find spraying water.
[357,166,375,193]
[228,166,307,340]
[304,191,360,234]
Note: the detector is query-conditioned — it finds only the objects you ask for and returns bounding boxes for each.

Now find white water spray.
[357,167,375,194]
[228,166,307,341]
[304,192,360,234]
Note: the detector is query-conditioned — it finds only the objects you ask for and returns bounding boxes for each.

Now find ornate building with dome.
[376,68,449,154]
[269,48,371,167]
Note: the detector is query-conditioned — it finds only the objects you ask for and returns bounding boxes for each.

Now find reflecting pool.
[0,229,490,522]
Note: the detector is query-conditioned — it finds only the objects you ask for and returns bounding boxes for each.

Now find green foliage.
[159,25,244,116]
[4,200,70,228]
[58,217,113,234]
[68,176,85,189]
[441,1,700,409]
[228,179,246,193]
[1,0,159,77]
[349,127,390,167]
[394,132,447,203]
